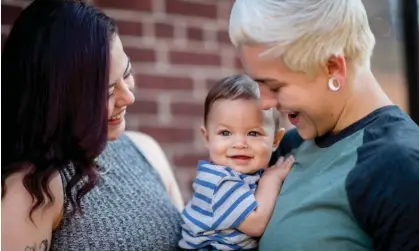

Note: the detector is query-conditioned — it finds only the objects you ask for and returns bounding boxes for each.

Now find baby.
[179,74,295,250]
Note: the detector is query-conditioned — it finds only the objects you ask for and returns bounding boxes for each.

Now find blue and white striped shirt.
[179,160,262,250]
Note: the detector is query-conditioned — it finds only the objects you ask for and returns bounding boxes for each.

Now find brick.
[169,51,221,66]
[1,5,22,25]
[166,0,217,19]
[187,27,204,41]
[217,1,234,21]
[155,22,174,38]
[95,0,152,11]
[116,21,143,36]
[129,100,158,114]
[217,30,231,45]
[135,74,194,90]
[173,153,209,166]
[125,48,155,63]
[139,126,194,143]
[171,102,204,117]
[174,167,196,201]
[205,78,219,91]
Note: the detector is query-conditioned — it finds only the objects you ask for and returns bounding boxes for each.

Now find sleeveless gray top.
[51,135,183,251]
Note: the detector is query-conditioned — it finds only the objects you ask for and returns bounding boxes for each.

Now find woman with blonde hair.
[229,0,419,250]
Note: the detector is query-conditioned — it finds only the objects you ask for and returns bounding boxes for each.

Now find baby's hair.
[204,74,280,130]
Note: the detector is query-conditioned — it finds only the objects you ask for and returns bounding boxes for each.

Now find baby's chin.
[210,158,266,174]
[225,161,264,174]
[231,165,263,174]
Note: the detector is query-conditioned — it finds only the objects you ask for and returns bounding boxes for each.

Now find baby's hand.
[237,155,294,236]
[262,156,295,183]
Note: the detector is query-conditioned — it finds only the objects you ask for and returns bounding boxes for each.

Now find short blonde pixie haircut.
[229,0,376,75]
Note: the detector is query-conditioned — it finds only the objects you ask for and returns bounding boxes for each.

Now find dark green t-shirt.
[261,105,419,251]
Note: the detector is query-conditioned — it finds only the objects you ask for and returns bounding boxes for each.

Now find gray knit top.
[51,134,183,251]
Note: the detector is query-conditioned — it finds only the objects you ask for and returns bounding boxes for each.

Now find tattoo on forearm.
[24,239,48,251]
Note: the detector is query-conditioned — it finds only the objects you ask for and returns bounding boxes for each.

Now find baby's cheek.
[255,143,273,166]
[209,141,225,155]
[260,139,273,152]
[208,142,227,162]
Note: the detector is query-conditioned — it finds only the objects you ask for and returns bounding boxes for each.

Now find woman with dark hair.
[1,0,183,250]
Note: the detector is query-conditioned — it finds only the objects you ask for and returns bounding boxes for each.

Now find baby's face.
[202,98,281,174]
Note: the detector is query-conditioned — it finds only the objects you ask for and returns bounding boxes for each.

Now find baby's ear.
[273,128,285,150]
[201,126,209,149]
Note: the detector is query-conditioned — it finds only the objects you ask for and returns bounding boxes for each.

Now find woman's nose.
[116,79,135,107]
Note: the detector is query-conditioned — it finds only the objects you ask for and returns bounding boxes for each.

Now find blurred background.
[1,0,411,201]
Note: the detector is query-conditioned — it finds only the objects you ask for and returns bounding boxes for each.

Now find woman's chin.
[296,127,318,140]
[107,135,119,141]
[107,123,126,141]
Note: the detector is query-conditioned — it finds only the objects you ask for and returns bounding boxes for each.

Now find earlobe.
[200,126,209,148]
[273,128,286,150]
[328,77,341,92]
[326,55,346,91]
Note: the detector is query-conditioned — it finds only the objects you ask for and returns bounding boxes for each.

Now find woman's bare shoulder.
[124,131,167,163]
[124,131,185,211]
[1,171,64,251]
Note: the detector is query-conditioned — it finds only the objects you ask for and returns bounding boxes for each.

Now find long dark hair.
[1,0,116,219]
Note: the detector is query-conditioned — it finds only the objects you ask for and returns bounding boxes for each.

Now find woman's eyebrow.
[110,58,131,85]
[254,78,287,88]
[253,78,278,84]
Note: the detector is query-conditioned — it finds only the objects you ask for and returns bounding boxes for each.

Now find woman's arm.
[125,131,185,212]
[1,172,63,251]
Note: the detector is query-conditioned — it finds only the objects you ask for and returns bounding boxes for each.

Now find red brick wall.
[1,0,239,201]
[1,0,408,201]
[94,0,241,200]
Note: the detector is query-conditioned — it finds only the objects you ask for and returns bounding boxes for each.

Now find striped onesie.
[179,160,262,250]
